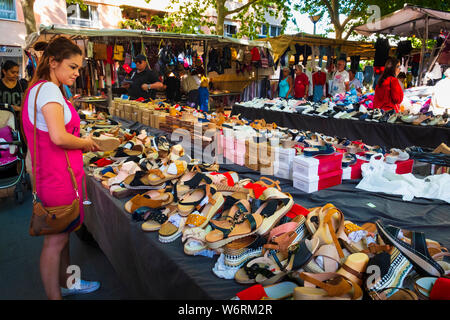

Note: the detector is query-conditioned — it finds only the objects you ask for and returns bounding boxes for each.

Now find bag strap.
[32,81,79,201]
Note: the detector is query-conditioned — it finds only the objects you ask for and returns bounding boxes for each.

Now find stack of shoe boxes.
[222,128,235,164]
[273,147,296,180]
[258,143,278,176]
[245,140,259,171]
[234,137,246,166]
[293,153,343,193]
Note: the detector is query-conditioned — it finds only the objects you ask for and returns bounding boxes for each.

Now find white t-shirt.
[331,70,349,96]
[431,77,450,115]
[27,82,72,132]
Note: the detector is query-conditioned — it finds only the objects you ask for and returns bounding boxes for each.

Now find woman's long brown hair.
[376,57,399,89]
[26,36,82,96]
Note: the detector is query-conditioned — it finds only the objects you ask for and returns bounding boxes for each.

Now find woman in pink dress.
[22,37,100,299]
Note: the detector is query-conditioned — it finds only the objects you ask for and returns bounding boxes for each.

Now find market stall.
[23,21,450,301]
[25,25,274,113]
[79,113,450,300]
[355,3,450,86]
[231,103,450,150]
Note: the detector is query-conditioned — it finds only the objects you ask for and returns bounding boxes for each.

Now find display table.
[231,104,450,150]
[77,97,109,113]
[81,118,450,299]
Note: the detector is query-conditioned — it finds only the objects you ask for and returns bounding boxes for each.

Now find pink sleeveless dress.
[22,80,85,232]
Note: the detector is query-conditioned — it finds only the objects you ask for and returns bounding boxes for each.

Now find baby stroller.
[0,104,29,203]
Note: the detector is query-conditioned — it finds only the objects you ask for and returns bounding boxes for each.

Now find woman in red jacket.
[373,57,404,112]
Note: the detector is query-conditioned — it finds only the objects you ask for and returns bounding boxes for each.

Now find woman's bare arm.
[41,102,98,152]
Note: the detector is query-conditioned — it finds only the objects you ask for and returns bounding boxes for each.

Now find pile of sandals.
[83,121,450,301]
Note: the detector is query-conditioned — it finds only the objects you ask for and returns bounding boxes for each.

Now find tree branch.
[341,1,361,29]
[343,24,358,40]
[226,0,260,15]
[323,0,338,27]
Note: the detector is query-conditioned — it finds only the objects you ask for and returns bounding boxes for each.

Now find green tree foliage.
[66,0,87,11]
[373,0,450,16]
[294,0,450,40]
[294,0,370,40]
[145,0,292,39]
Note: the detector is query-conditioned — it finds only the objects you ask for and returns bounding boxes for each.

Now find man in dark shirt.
[122,54,165,100]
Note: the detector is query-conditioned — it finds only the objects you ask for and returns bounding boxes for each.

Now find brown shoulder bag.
[29,82,80,236]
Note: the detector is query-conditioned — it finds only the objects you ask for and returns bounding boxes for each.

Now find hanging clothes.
[363,65,374,86]
[411,54,421,77]
[350,56,360,71]
[222,47,232,69]
[374,38,390,67]
[312,71,326,102]
[318,46,329,68]
[294,44,312,66]
[396,40,413,60]
[326,47,334,69]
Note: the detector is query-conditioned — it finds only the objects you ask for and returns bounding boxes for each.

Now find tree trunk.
[331,0,342,39]
[215,0,226,35]
[335,27,343,40]
[20,0,37,35]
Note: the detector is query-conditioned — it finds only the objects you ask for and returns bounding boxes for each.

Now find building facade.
[0,0,282,76]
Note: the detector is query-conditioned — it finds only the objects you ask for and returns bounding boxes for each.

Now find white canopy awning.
[355,4,450,37]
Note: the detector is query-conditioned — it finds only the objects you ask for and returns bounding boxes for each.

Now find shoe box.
[258,144,278,174]
[292,153,343,193]
[217,133,223,155]
[384,159,414,174]
[223,136,235,152]
[273,161,293,180]
[235,138,246,155]
[342,158,368,180]
[260,163,275,176]
[222,127,234,138]
[293,153,343,178]
[293,169,343,193]
[273,146,296,164]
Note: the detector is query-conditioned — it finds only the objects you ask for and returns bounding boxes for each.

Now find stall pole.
[418,15,429,86]
[105,63,112,109]
[204,40,209,76]
[204,40,210,111]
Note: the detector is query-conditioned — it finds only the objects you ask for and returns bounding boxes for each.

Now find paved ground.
[0,188,134,300]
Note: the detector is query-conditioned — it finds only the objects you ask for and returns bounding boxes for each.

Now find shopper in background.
[0,60,28,111]
[397,72,407,91]
[278,67,293,99]
[348,69,362,94]
[293,64,309,100]
[122,54,165,100]
[373,57,403,112]
[330,58,350,96]
[181,68,201,108]
[21,36,100,300]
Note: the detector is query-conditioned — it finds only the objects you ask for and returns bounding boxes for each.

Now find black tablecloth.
[82,118,450,299]
[231,105,450,150]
